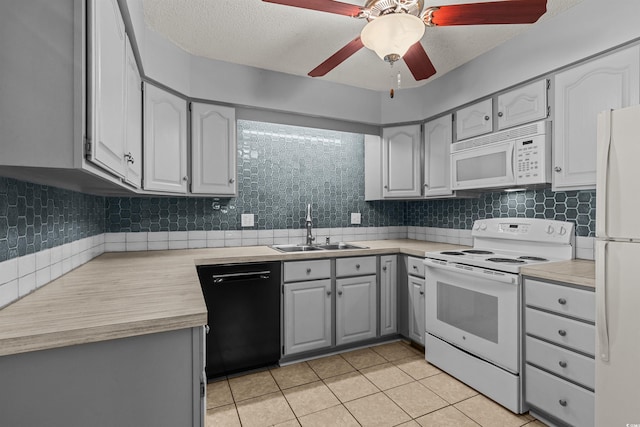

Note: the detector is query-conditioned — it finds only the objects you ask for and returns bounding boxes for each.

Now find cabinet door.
[382,124,421,198]
[423,114,453,197]
[336,275,377,346]
[89,0,126,178]
[497,79,548,130]
[191,103,237,195]
[143,84,188,193]
[456,98,493,141]
[284,279,332,355]
[408,276,425,345]
[380,255,397,336]
[553,46,640,190]
[123,37,142,188]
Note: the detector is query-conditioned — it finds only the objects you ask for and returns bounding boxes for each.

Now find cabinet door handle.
[183,176,189,181]
[484,115,490,121]
[554,166,562,172]
[558,399,567,407]
[306,268,311,274]
[558,329,567,337]
[558,298,567,305]
[355,264,360,269]
[419,290,424,295]
[559,361,568,368]
[382,266,387,271]
[326,290,331,296]
[384,185,388,189]
[229,178,235,184]
[497,112,503,117]
[338,290,343,296]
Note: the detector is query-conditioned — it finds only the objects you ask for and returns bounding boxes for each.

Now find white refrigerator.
[595,104,640,426]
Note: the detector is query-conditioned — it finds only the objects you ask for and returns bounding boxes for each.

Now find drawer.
[526,308,595,356]
[336,256,376,277]
[526,336,594,390]
[408,257,424,278]
[284,259,331,282]
[525,365,594,427]
[525,278,595,322]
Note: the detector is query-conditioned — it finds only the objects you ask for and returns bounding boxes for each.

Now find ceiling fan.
[262,0,548,82]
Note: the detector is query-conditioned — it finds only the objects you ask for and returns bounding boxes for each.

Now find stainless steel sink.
[271,242,367,253]
[316,242,367,250]
[271,244,324,253]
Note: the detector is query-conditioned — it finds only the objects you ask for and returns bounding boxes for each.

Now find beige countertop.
[0,239,466,357]
[521,259,595,289]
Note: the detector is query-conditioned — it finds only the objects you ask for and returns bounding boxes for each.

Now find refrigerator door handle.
[596,240,610,362]
[596,109,612,239]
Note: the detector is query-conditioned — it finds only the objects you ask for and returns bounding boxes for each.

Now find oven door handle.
[424,259,518,284]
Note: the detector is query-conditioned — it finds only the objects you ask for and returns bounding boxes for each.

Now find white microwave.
[451,120,551,190]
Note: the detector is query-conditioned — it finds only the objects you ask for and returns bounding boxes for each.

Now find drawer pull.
[306,268,311,274]
[356,264,361,269]
[559,361,568,368]
[559,399,568,407]
[558,329,567,337]
[558,297,567,305]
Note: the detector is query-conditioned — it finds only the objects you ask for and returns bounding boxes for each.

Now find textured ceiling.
[142,0,585,92]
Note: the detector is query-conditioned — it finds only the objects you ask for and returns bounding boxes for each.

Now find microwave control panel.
[515,134,550,185]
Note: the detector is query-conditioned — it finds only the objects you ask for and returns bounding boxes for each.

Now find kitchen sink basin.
[316,242,367,250]
[271,242,367,253]
[271,244,324,253]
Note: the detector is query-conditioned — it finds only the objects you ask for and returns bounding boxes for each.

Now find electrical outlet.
[241,213,255,227]
[351,213,361,225]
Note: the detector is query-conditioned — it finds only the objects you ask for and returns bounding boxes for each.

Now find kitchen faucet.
[305,204,315,246]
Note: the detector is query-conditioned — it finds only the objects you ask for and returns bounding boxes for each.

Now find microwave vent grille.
[452,121,547,152]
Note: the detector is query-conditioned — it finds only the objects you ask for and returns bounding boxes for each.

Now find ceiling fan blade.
[309,37,365,77]
[262,0,363,17]
[429,0,547,26]
[403,42,437,81]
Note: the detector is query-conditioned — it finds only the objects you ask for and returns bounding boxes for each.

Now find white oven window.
[456,151,507,182]
[437,282,499,344]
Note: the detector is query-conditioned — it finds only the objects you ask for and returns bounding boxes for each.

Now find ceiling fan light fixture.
[360,13,425,62]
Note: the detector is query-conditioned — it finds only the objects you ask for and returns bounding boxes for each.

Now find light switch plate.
[351,213,361,225]
[241,214,255,227]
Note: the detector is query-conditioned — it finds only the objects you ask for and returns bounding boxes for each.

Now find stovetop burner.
[441,251,466,256]
[462,250,494,255]
[486,258,526,264]
[518,256,548,261]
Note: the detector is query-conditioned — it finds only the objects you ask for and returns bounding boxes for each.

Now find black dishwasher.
[197,262,281,380]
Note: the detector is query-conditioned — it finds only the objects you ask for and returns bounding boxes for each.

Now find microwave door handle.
[508,142,515,182]
[596,110,612,239]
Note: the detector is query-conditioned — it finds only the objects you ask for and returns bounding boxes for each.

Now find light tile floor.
[206,341,546,427]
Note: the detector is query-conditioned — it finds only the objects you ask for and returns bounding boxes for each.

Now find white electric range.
[423,218,575,414]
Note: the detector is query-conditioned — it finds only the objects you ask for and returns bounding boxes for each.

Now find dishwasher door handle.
[211,271,271,283]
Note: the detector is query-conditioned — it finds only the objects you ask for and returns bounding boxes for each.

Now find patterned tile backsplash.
[0,177,105,263]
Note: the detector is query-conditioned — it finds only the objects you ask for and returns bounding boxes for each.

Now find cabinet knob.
[558,297,567,305]
[326,290,331,296]
[424,183,429,188]
[413,265,418,270]
[338,290,343,296]
[559,361,568,368]
[484,115,490,121]
[355,264,360,269]
[554,166,562,172]
[306,268,311,274]
[382,266,387,271]
[384,185,388,189]
[558,329,567,337]
[229,178,235,184]
[497,112,503,117]
[419,290,424,295]
[558,399,568,407]
[183,176,189,181]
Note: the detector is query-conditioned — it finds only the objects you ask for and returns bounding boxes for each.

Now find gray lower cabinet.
[524,277,595,427]
[380,255,398,336]
[336,275,377,345]
[407,257,426,345]
[0,327,205,427]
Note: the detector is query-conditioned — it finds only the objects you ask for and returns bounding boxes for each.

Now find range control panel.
[515,134,550,185]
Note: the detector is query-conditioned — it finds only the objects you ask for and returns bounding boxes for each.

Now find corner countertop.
[0,239,466,357]
[521,259,595,289]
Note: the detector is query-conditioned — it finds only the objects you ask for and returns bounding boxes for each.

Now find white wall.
[380,0,640,124]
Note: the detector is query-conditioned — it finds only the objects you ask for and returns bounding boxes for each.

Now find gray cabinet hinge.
[84,138,92,157]
[282,345,285,354]
[546,79,551,90]
[200,381,205,398]
[141,81,144,91]
[189,102,192,112]
[547,105,551,118]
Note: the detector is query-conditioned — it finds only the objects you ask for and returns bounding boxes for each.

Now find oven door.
[451,140,515,190]
[424,259,520,373]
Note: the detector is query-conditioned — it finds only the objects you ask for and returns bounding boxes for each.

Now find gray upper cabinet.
[123,36,142,189]
[497,80,548,131]
[382,124,421,198]
[191,103,237,196]
[88,0,127,179]
[423,114,453,198]
[456,98,493,141]
[143,84,188,193]
[553,45,640,191]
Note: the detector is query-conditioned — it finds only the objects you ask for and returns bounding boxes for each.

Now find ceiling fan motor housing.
[364,0,424,20]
